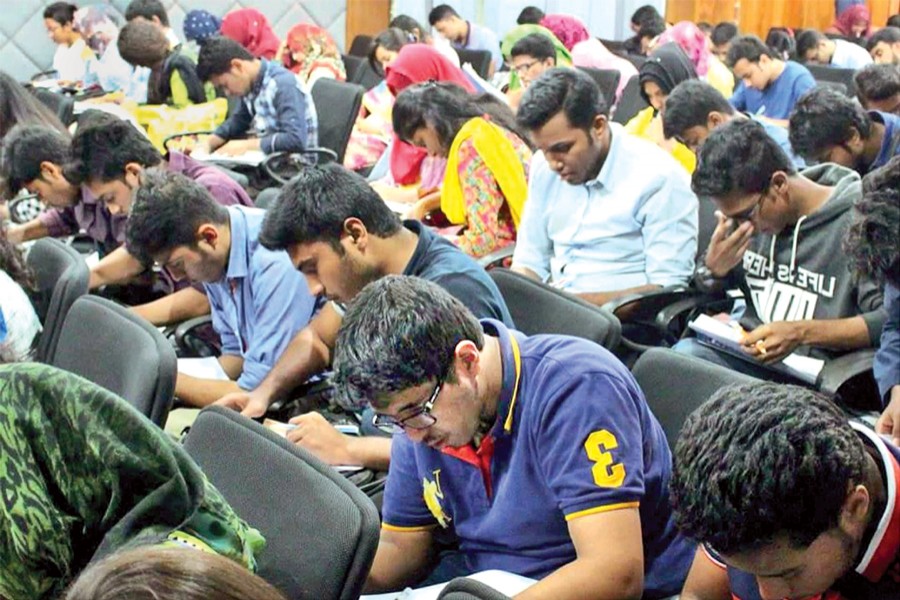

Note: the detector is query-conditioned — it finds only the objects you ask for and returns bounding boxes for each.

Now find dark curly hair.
[788,86,873,163]
[670,382,867,554]
[0,225,34,290]
[844,160,900,288]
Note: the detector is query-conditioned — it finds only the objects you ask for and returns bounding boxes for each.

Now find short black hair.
[638,15,666,41]
[692,118,796,198]
[259,164,402,252]
[428,4,459,25]
[43,2,77,25]
[389,15,427,38]
[697,22,712,34]
[0,125,71,197]
[333,275,485,409]
[671,382,868,554]
[845,157,900,287]
[726,35,775,67]
[663,80,734,140]
[196,36,253,82]
[855,63,900,105]
[509,33,557,61]
[794,29,824,60]
[66,119,162,185]
[788,86,873,161]
[866,26,900,51]
[517,67,608,132]
[124,0,169,27]
[888,15,900,28]
[630,5,661,27]
[368,27,411,72]
[117,19,169,68]
[126,170,229,266]
[711,22,739,47]
[517,6,545,25]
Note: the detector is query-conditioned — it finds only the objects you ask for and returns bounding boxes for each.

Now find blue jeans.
[672,338,802,384]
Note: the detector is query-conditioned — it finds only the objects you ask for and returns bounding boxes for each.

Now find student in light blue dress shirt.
[428,4,502,76]
[125,170,317,408]
[512,68,698,307]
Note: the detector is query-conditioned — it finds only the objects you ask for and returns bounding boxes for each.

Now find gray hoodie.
[734,164,886,359]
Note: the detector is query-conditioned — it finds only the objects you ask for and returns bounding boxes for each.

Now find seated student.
[281,24,347,87]
[537,13,591,53]
[789,86,900,175]
[671,382,900,600]
[0,226,41,360]
[196,36,317,157]
[124,0,180,50]
[867,25,900,64]
[65,547,287,600]
[795,29,873,69]
[623,5,665,56]
[506,33,562,109]
[663,79,806,167]
[677,119,884,382]
[333,276,694,598]
[845,157,900,445]
[727,35,816,125]
[428,4,502,77]
[625,42,699,173]
[118,19,214,108]
[517,6,545,25]
[389,14,460,66]
[66,119,253,322]
[710,22,739,62]
[0,362,263,600]
[126,171,316,408]
[44,2,94,82]
[764,27,795,61]
[74,5,149,103]
[219,8,280,61]
[569,34,638,105]
[826,3,873,42]
[216,164,513,470]
[512,68,698,305]
[656,21,735,97]
[393,82,531,258]
[855,62,900,114]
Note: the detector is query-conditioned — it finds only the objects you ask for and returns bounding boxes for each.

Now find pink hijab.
[539,14,590,51]
[657,21,711,77]
[220,9,281,60]
[830,5,872,39]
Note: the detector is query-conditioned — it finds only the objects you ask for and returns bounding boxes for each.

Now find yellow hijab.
[442,117,528,227]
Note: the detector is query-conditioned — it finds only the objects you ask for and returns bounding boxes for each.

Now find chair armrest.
[654,292,731,340]
[477,244,515,270]
[262,148,340,185]
[817,349,880,410]
[174,315,220,358]
[601,286,692,321]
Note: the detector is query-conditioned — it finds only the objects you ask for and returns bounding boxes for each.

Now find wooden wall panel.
[346,0,391,48]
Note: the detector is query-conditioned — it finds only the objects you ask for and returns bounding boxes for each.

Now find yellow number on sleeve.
[584,429,626,488]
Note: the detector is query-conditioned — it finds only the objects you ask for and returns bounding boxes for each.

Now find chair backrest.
[456,48,493,79]
[488,268,621,351]
[806,64,857,96]
[348,34,373,57]
[341,53,364,82]
[697,196,719,261]
[438,577,514,600]
[50,295,176,426]
[612,75,647,124]
[343,54,384,90]
[632,348,761,449]
[183,406,380,600]
[310,78,365,163]
[26,238,89,362]
[815,80,849,96]
[31,88,75,126]
[577,67,621,107]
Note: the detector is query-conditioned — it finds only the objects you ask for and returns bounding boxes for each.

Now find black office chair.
[348,34,373,57]
[342,53,365,82]
[26,238,89,362]
[632,347,761,449]
[183,406,380,600]
[815,80,849,95]
[50,295,177,427]
[577,67,621,107]
[612,76,647,124]
[31,87,75,126]
[438,577,514,600]
[488,268,622,352]
[456,48,493,79]
[806,64,857,97]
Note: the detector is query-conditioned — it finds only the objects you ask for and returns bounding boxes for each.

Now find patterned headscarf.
[0,363,265,600]
[183,9,222,44]
[220,8,281,60]
[831,4,872,38]
[657,21,712,77]
[73,5,123,56]
[539,14,590,51]
[283,24,347,84]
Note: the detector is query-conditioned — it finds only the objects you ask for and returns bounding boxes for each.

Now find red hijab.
[385,45,476,185]
[220,9,281,60]
[830,5,872,39]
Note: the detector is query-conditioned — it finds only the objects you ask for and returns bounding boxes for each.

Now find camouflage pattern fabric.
[0,363,265,600]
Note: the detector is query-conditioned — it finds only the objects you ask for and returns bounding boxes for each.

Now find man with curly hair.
[671,382,900,599]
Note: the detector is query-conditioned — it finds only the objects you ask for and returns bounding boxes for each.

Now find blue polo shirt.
[382,320,694,598]
[870,110,900,171]
[453,21,502,71]
[730,61,816,119]
[204,206,317,389]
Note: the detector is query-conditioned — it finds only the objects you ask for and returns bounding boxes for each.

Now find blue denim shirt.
[214,59,318,154]
[204,206,317,389]
[512,123,698,293]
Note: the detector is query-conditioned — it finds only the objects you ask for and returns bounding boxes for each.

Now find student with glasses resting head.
[674,118,885,383]
[334,275,694,599]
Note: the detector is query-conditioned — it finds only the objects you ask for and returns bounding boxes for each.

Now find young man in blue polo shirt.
[789,86,900,176]
[428,4,502,77]
[126,170,316,408]
[727,35,816,125]
[672,382,900,600]
[333,275,693,599]
[216,164,513,471]
[196,36,317,157]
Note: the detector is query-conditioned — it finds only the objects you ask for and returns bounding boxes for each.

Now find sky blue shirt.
[204,206,317,390]
[512,123,698,293]
[748,113,806,168]
[454,21,502,71]
[730,61,816,119]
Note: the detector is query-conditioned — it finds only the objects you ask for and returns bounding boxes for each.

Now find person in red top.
[219,8,280,60]
[671,382,900,600]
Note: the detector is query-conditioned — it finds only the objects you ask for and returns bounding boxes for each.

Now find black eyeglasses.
[512,60,540,74]
[372,378,443,435]
[728,189,767,224]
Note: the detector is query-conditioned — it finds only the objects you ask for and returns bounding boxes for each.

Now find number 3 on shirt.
[584,430,626,488]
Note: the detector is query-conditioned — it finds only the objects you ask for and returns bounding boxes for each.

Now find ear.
[230,57,244,73]
[39,161,61,179]
[453,340,482,379]
[708,112,727,128]
[544,57,557,67]
[590,114,608,142]
[197,223,219,247]
[124,162,143,183]
[847,127,864,149]
[838,484,871,535]
[769,170,791,199]
[342,217,369,251]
